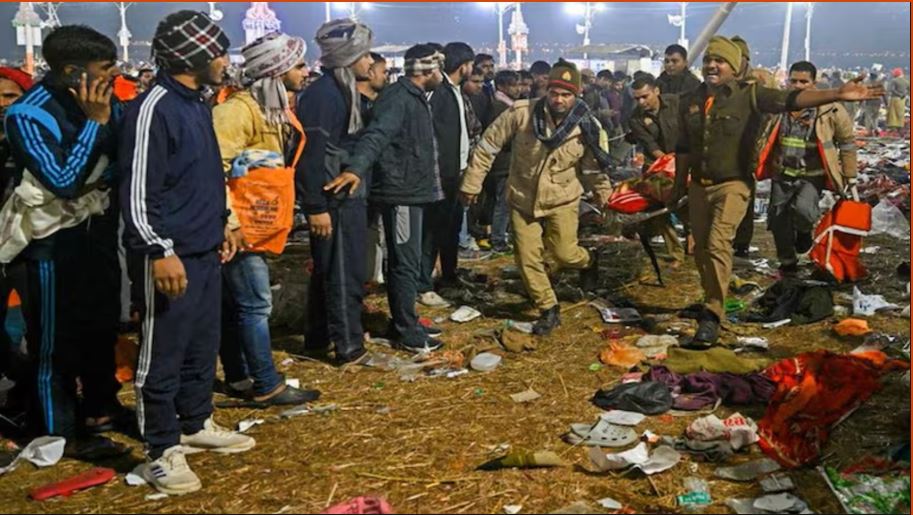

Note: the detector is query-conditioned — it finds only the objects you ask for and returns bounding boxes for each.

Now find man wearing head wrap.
[297,18,374,364]
[459,59,614,336]
[417,41,475,310]
[343,43,446,354]
[0,66,32,193]
[886,68,909,135]
[120,10,254,495]
[212,32,318,406]
[672,35,883,348]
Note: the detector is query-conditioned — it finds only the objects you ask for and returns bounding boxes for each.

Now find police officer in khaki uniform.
[673,36,882,347]
[461,60,613,336]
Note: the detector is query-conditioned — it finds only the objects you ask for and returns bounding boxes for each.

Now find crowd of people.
[0,8,905,496]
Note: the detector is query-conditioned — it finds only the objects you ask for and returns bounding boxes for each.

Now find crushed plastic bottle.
[677,477,711,510]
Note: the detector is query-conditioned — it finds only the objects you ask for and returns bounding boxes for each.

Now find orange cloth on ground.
[758,350,909,468]
[833,318,872,337]
[599,341,646,369]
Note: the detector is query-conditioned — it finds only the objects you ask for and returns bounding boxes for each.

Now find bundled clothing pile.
[758,349,910,468]
[745,277,834,325]
[645,366,775,411]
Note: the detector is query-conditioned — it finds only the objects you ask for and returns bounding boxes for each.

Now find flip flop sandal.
[566,420,637,447]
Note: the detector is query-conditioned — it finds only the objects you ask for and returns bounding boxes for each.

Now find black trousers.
[380,204,427,346]
[131,251,221,459]
[305,200,367,360]
[420,176,462,291]
[21,218,121,439]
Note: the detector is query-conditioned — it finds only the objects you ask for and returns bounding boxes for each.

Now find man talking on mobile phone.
[2,25,129,460]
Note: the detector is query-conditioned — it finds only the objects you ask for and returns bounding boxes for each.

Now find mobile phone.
[62,66,88,90]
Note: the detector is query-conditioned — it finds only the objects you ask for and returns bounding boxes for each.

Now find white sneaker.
[143,446,202,495]
[418,291,451,308]
[460,239,480,252]
[180,417,256,454]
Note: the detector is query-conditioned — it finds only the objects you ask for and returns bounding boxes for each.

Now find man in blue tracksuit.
[297,18,375,364]
[120,11,253,495]
[2,25,127,459]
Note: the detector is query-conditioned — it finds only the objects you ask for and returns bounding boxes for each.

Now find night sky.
[0,2,909,69]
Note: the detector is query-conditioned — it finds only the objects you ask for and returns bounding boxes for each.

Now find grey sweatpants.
[767,177,825,268]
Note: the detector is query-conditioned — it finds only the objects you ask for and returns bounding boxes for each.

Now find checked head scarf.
[153,10,230,72]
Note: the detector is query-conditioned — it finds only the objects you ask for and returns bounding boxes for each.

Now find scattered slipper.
[564,419,637,447]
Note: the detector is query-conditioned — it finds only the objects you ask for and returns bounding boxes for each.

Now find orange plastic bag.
[599,341,646,369]
[226,110,305,255]
[115,336,138,384]
[810,195,871,283]
[833,318,872,337]
[228,167,295,254]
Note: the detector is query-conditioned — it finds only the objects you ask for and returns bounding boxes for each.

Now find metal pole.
[687,1,738,66]
[582,2,591,61]
[779,2,793,72]
[118,4,129,62]
[680,2,687,48]
[25,12,34,75]
[514,2,522,69]
[498,4,506,68]
[804,2,813,62]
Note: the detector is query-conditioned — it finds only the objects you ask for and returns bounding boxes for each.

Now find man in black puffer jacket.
[346,44,445,354]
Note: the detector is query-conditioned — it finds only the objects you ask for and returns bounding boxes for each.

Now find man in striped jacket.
[119,10,253,495]
[3,25,128,460]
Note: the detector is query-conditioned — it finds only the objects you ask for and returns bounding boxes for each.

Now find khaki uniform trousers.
[689,180,751,319]
[511,202,591,311]
[886,97,906,129]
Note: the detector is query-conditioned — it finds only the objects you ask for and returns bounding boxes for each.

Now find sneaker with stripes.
[142,446,201,495]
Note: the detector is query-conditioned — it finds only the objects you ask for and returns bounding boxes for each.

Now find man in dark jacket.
[3,25,127,460]
[419,42,475,308]
[529,60,551,99]
[627,74,685,263]
[469,53,496,129]
[487,70,521,253]
[346,44,445,354]
[656,44,701,95]
[120,11,253,494]
[297,18,375,365]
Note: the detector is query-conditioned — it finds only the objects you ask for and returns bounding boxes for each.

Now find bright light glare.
[360,2,372,10]
[477,1,496,10]
[332,2,353,11]
[593,3,607,12]
[564,3,586,16]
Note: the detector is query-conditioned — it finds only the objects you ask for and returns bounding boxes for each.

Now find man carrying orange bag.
[213,32,319,406]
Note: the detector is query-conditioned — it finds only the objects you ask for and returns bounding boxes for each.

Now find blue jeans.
[491,176,510,247]
[458,208,473,248]
[220,253,282,397]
